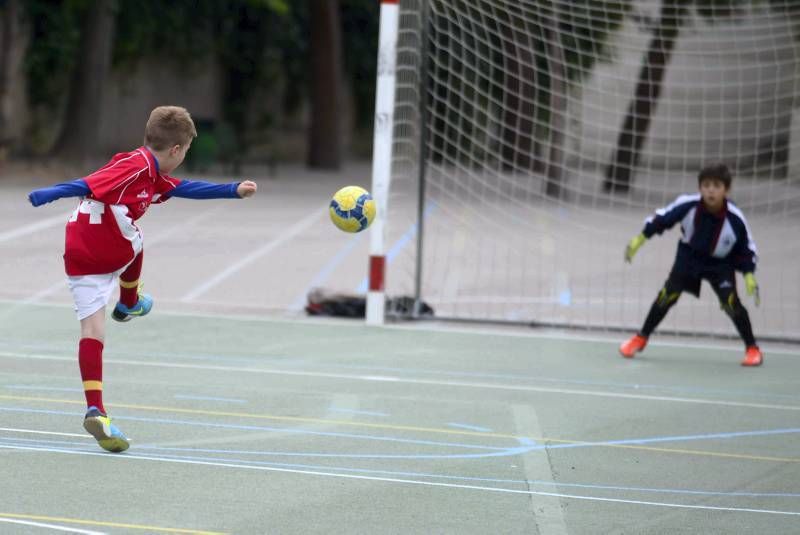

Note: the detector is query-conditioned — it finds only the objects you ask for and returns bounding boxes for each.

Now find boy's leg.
[113,252,153,322]
[119,251,143,308]
[79,308,106,414]
[709,271,757,346]
[640,279,683,337]
[708,270,760,366]
[620,276,683,358]
[79,310,130,452]
[69,273,130,451]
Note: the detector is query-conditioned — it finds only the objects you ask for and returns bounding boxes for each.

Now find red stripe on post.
[381,0,399,3]
[369,256,386,291]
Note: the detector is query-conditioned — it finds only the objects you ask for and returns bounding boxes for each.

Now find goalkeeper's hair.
[697,162,732,189]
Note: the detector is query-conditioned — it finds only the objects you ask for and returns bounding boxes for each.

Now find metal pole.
[413,0,432,318]
[366,0,401,325]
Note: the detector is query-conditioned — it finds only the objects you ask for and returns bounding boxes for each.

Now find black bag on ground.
[305,289,433,318]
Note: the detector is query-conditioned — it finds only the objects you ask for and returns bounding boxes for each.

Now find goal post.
[367,0,401,325]
[381,0,800,341]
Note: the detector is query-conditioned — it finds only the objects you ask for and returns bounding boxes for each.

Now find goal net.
[385,0,800,341]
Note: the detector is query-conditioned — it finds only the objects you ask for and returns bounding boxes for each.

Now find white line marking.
[173,394,247,404]
[0,517,105,534]
[0,427,89,438]
[513,405,569,535]
[1,299,798,357]
[0,214,66,243]
[1,350,799,412]
[2,443,799,517]
[22,205,227,304]
[181,208,326,302]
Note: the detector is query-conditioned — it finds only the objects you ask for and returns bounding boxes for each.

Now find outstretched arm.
[28,179,90,207]
[642,194,698,239]
[624,194,696,263]
[166,179,257,200]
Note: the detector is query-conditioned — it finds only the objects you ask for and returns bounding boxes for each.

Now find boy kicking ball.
[28,106,257,452]
[619,163,762,367]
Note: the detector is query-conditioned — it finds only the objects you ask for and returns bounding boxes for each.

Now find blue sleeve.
[167,180,240,200]
[642,195,697,238]
[28,179,90,207]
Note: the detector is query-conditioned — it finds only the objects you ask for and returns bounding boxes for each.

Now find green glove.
[744,272,760,306]
[625,233,647,263]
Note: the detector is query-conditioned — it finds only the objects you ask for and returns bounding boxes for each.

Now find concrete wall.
[98,59,223,154]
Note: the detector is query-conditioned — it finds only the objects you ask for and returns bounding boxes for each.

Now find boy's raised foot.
[620,334,648,358]
[112,293,153,322]
[83,406,130,453]
[741,346,763,367]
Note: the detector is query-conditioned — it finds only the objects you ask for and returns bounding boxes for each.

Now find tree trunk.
[0,0,20,157]
[543,6,568,199]
[498,6,540,172]
[308,0,343,170]
[603,1,688,193]
[52,0,117,162]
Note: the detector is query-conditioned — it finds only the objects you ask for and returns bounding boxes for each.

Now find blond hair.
[143,106,197,151]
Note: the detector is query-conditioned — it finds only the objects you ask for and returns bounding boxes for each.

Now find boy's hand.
[744,272,760,306]
[28,191,45,207]
[624,233,647,263]
[237,180,257,198]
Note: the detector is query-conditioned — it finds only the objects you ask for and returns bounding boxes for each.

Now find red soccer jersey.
[64,147,180,276]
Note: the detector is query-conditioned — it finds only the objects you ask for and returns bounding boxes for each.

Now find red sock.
[119,252,143,307]
[79,338,105,414]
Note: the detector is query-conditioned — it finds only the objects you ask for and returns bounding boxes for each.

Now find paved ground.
[0,302,799,534]
[0,164,798,533]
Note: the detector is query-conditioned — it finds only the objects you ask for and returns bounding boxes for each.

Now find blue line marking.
[4,406,800,453]
[355,202,438,294]
[3,405,799,463]
[328,407,389,417]
[0,407,508,452]
[447,422,493,433]
[173,394,247,404]
[2,437,799,498]
[331,362,800,403]
[549,427,800,450]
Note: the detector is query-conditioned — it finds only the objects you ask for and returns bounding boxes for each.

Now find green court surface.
[1,301,799,534]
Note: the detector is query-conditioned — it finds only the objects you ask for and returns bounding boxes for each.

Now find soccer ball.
[329,186,376,233]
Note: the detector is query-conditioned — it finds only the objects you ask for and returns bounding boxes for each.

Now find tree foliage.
[20,0,378,159]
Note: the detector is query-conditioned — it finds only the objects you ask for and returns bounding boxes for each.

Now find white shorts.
[67,265,129,321]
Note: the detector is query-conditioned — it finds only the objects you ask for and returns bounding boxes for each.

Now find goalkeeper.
[619,163,763,366]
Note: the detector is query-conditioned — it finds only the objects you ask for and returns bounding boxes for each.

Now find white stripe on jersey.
[85,152,140,178]
[109,203,143,256]
[113,168,147,204]
[645,193,701,225]
[679,206,697,245]
[727,202,759,264]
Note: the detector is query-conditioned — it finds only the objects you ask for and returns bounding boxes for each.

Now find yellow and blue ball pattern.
[329,186,376,233]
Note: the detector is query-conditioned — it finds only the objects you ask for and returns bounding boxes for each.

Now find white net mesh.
[386,0,800,341]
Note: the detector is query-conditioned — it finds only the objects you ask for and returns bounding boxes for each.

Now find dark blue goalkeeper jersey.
[641,193,758,273]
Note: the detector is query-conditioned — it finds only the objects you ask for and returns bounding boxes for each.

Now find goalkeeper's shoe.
[741,346,763,367]
[83,407,130,453]
[619,334,648,358]
[112,293,153,322]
